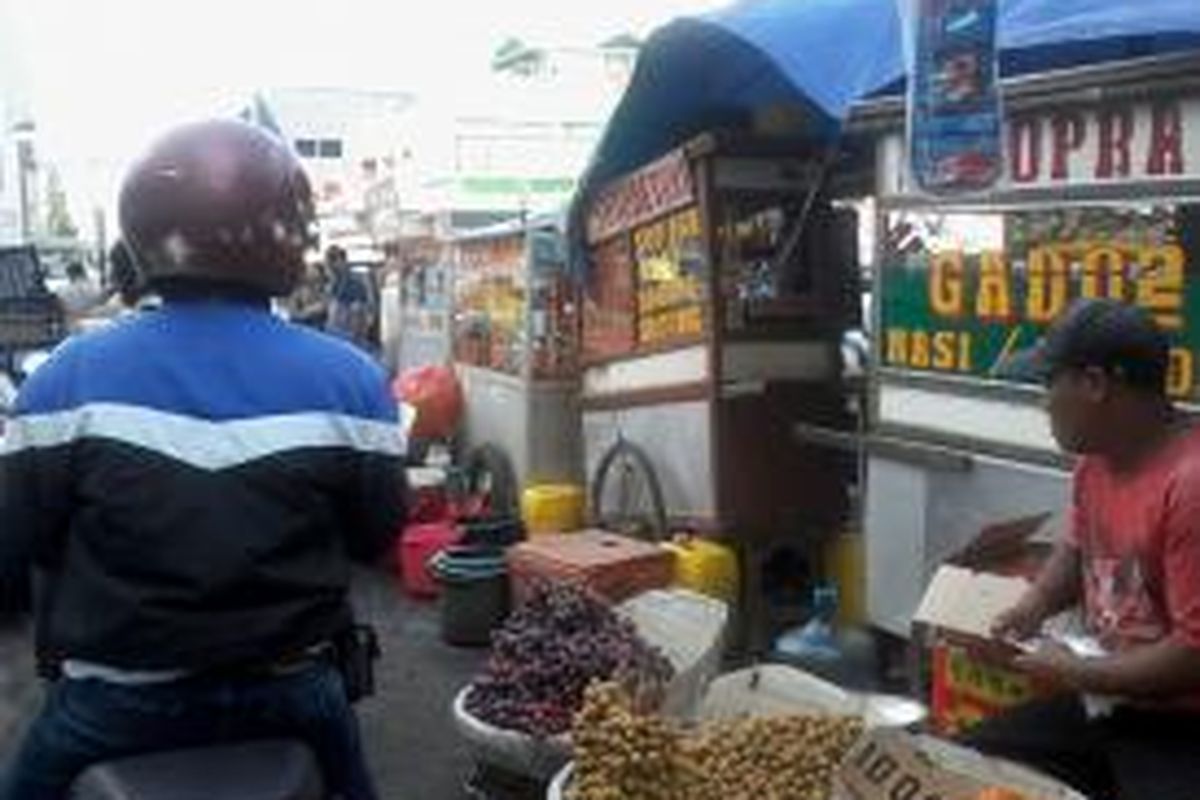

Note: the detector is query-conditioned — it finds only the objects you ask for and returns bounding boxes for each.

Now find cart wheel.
[590,438,668,541]
[464,443,519,516]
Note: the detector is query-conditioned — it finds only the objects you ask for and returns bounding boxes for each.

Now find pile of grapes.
[465,582,674,737]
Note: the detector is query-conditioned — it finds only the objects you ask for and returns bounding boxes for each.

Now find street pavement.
[354,568,490,798]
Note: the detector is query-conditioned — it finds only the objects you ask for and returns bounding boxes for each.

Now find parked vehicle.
[0,245,65,390]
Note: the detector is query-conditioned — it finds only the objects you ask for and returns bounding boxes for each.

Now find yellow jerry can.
[663,535,740,603]
[520,483,585,535]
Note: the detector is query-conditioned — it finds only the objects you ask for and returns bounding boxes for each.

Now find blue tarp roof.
[580,0,1200,198]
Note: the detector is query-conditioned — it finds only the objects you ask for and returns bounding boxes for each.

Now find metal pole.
[520,201,533,385]
[15,137,33,242]
[94,207,108,286]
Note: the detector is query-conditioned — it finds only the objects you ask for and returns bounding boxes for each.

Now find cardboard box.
[833,728,1087,800]
[915,565,1033,641]
[912,514,1063,734]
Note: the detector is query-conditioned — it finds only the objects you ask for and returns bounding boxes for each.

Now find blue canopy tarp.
[579,0,1200,204]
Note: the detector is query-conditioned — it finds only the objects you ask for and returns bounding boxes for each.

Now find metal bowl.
[861,693,928,729]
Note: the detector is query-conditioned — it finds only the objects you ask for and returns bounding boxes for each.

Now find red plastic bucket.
[410,485,450,524]
[398,522,462,598]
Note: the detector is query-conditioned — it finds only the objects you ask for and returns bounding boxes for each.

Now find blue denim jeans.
[1,662,376,800]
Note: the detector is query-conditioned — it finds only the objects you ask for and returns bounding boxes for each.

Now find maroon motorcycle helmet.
[118,119,315,297]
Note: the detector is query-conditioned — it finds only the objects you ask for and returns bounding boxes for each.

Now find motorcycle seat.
[69,739,324,800]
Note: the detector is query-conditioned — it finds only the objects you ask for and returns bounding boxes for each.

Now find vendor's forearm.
[1028,541,1082,616]
[1073,638,1200,697]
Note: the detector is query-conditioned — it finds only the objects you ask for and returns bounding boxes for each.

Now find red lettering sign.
[1050,112,1086,181]
[586,150,696,244]
[995,99,1194,187]
[1096,106,1134,179]
[1009,117,1041,184]
[1148,102,1186,176]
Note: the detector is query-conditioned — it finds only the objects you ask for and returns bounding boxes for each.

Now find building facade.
[247,87,415,249]
[366,38,638,242]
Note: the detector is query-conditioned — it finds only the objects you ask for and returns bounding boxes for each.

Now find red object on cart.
[398,521,462,598]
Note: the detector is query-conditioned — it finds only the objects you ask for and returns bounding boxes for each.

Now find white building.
[248,87,415,247]
[250,38,637,249]
[367,37,638,240]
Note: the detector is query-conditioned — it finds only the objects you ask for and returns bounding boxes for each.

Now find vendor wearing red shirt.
[971,298,1200,800]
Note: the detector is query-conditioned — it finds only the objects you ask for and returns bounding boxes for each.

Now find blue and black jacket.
[0,299,404,672]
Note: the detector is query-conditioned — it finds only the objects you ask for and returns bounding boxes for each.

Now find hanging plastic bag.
[392,365,464,440]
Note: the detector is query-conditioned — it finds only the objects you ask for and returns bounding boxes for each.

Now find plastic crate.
[506,529,673,605]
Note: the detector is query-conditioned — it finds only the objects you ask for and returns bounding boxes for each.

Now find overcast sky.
[3,0,729,223]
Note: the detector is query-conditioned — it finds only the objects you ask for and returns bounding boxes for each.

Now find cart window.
[453,234,525,376]
[720,198,808,303]
[718,194,856,331]
[880,203,1200,400]
[525,273,577,380]
[634,206,706,347]
[528,231,578,380]
[582,235,636,361]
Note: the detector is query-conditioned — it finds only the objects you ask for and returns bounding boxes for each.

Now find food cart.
[573,133,865,647]
[564,0,1200,657]
[849,50,1200,638]
[450,213,582,496]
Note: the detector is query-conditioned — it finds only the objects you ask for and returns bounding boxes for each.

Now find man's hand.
[991,592,1047,643]
[1014,641,1086,688]
[992,539,1082,644]
[1014,636,1200,697]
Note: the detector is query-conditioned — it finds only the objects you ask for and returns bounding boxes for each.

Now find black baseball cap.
[1003,299,1169,391]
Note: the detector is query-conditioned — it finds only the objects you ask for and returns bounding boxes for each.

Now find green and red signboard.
[881,204,1200,397]
[881,95,1200,400]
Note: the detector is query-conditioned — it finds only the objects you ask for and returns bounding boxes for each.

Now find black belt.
[39,642,339,684]
[197,641,337,681]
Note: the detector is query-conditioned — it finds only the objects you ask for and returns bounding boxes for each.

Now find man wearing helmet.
[0,120,402,799]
